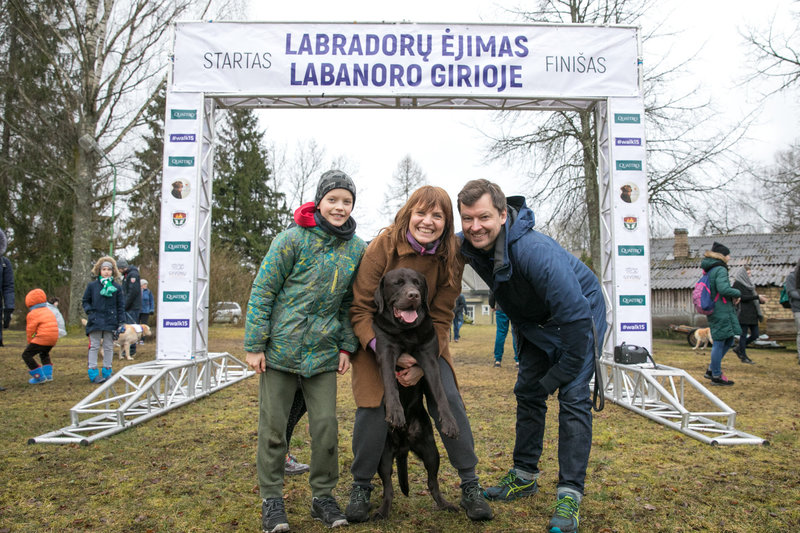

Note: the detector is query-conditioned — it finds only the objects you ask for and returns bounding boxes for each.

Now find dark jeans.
[138,313,151,326]
[513,335,594,495]
[453,315,464,340]
[125,310,140,355]
[22,343,52,370]
[738,323,759,356]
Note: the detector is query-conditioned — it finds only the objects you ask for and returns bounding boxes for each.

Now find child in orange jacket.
[22,289,59,384]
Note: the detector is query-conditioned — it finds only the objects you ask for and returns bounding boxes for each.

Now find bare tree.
[287,139,326,206]
[487,0,749,270]
[751,141,800,232]
[0,0,245,324]
[381,155,427,218]
[742,5,800,94]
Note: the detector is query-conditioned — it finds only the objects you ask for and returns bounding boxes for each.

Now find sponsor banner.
[158,90,204,360]
[608,97,651,353]
[172,22,640,98]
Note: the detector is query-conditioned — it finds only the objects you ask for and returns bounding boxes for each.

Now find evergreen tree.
[213,109,290,268]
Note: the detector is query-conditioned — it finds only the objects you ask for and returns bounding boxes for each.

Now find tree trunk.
[67,151,95,326]
[579,110,601,277]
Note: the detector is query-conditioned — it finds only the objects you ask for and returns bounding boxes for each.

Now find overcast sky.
[245,0,799,239]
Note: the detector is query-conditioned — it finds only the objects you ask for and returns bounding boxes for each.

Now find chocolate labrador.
[371,267,459,518]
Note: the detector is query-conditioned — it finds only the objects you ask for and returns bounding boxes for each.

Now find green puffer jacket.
[701,252,741,340]
[244,225,366,377]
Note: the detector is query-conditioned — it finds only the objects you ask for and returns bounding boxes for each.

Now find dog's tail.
[396,452,410,497]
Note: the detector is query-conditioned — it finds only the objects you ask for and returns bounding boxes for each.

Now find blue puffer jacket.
[460,196,606,394]
[82,278,125,334]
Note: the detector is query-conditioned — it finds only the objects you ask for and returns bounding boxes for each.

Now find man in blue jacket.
[457,179,606,533]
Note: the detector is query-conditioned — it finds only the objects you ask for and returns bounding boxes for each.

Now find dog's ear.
[374,276,385,315]
[419,274,430,312]
[142,324,151,335]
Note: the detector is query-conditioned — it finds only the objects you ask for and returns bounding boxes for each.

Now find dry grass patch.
[0,325,798,532]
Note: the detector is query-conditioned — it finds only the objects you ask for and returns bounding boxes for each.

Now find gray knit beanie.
[314,170,356,207]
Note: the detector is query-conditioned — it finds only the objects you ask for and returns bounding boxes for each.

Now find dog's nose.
[407,289,420,300]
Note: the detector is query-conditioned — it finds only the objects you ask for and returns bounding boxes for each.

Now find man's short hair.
[457,179,506,214]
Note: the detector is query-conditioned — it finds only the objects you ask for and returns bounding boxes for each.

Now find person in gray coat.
[784,259,800,365]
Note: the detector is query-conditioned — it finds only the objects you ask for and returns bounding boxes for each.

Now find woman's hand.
[758,295,767,303]
[396,353,417,368]
[245,351,266,373]
[338,351,351,375]
[396,365,424,387]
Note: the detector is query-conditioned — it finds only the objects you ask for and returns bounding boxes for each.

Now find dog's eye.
[394,279,404,286]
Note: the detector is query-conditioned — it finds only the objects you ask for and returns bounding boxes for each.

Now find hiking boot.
[460,482,493,521]
[703,369,713,380]
[284,454,309,475]
[739,354,755,364]
[548,493,580,533]
[710,374,734,386]
[483,469,538,501]
[311,497,348,528]
[494,360,501,368]
[261,497,289,533]
[345,485,371,523]
[731,344,741,356]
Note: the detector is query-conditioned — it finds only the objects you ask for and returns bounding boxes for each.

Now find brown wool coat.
[349,232,464,407]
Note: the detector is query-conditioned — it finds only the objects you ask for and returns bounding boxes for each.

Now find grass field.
[0,324,798,532]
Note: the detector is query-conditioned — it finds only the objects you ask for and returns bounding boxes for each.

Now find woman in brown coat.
[345,186,493,523]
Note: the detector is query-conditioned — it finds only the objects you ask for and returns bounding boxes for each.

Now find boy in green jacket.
[245,170,366,532]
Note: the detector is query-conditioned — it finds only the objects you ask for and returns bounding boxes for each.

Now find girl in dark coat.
[82,256,124,383]
[732,267,765,364]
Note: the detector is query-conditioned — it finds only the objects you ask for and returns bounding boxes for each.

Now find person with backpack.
[784,259,800,365]
[701,242,741,386]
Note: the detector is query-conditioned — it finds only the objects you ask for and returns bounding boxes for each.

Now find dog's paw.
[440,416,460,439]
[385,407,406,429]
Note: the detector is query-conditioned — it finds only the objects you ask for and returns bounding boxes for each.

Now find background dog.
[371,267,459,519]
[116,324,152,360]
[692,327,713,350]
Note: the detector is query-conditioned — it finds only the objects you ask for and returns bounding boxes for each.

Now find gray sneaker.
[261,497,289,533]
[311,497,348,528]
[284,454,309,475]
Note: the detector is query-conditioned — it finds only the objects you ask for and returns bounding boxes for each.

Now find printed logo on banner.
[621,322,648,331]
[168,263,188,278]
[165,241,191,252]
[170,133,196,143]
[623,216,638,231]
[171,109,197,120]
[615,137,641,146]
[618,245,645,256]
[619,183,639,203]
[172,211,188,227]
[168,156,195,167]
[620,295,646,306]
[616,160,642,171]
[163,291,190,302]
[170,180,190,199]
[163,318,190,328]
[614,113,640,124]
[622,266,642,281]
